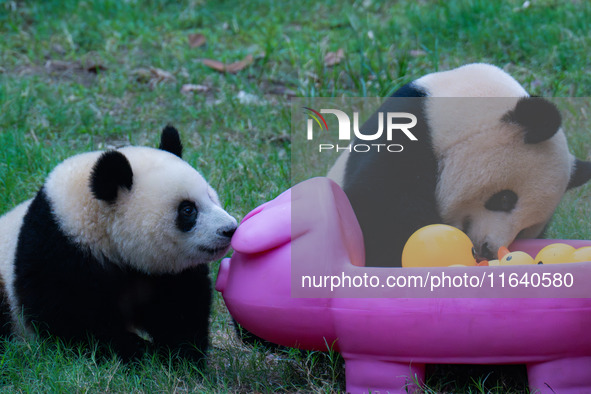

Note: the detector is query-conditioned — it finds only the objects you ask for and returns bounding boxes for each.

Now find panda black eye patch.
[485,190,518,212]
[176,200,198,232]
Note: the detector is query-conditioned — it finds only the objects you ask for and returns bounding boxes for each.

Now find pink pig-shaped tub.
[216,177,591,393]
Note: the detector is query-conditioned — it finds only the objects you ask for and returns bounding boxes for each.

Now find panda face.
[412,63,587,260]
[44,137,237,274]
[429,96,572,260]
[109,147,237,273]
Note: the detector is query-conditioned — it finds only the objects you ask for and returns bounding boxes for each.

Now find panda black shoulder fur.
[0,126,237,361]
[328,63,591,267]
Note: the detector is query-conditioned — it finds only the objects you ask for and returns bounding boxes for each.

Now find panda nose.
[479,242,495,261]
[217,225,237,239]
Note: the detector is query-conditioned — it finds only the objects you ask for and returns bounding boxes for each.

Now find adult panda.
[328,63,591,267]
[0,126,237,361]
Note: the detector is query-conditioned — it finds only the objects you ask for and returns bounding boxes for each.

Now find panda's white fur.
[329,63,591,266]
[417,63,528,97]
[0,126,236,360]
[0,200,32,331]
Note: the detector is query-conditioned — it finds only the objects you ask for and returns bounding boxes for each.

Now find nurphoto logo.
[303,106,418,153]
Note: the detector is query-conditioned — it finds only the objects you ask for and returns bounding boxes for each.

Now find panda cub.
[328,63,591,267]
[0,126,237,361]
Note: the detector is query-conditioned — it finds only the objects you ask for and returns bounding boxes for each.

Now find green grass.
[1,0,590,392]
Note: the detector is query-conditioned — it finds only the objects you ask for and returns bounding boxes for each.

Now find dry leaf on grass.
[132,67,175,88]
[180,84,210,94]
[149,67,175,82]
[225,54,253,73]
[201,59,226,72]
[201,54,254,74]
[188,33,206,48]
[324,48,345,67]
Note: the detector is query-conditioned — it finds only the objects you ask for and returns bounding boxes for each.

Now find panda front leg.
[139,265,213,365]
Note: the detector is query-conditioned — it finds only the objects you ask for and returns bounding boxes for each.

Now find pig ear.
[567,159,591,190]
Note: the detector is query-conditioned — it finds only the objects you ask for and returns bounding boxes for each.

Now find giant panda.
[328,63,591,267]
[0,126,237,361]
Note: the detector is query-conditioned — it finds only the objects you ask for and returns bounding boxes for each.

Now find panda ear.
[159,124,183,158]
[502,97,562,144]
[567,159,591,190]
[90,151,133,203]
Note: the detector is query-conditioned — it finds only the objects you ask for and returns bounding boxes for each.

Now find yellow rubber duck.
[498,248,535,266]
